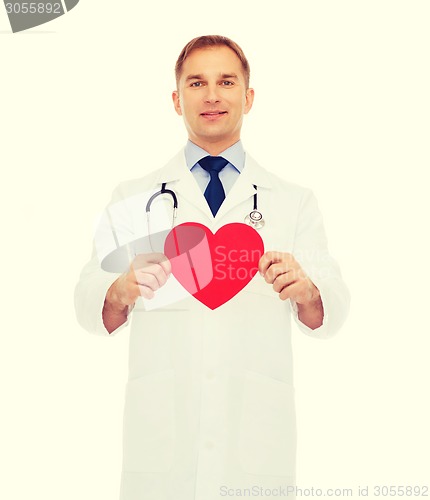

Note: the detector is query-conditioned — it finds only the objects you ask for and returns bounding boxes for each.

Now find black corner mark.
[4,0,80,33]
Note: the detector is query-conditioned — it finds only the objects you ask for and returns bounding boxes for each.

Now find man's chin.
[197,126,231,139]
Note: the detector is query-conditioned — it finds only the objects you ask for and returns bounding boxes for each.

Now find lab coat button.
[205,441,214,450]
[206,370,215,380]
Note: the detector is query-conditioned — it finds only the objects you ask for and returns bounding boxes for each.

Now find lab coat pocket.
[238,369,296,477]
[122,368,175,473]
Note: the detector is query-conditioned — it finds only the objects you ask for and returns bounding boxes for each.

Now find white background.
[1,1,429,498]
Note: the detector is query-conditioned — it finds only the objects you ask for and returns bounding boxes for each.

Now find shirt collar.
[185,139,245,173]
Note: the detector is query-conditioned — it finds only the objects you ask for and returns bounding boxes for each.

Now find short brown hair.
[175,35,251,89]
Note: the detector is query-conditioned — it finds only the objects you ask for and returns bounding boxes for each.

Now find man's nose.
[203,84,221,103]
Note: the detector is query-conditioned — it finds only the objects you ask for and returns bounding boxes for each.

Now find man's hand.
[103,253,171,333]
[258,251,324,330]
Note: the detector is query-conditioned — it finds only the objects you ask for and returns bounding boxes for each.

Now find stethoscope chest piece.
[244,210,265,230]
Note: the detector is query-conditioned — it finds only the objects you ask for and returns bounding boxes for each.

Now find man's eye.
[190,82,204,87]
[221,81,234,86]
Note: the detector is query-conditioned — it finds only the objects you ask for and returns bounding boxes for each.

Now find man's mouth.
[200,111,227,116]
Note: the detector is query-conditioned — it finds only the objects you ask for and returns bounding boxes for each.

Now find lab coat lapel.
[215,153,273,222]
[154,149,214,221]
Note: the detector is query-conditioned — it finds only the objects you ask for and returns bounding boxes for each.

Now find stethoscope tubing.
[146,183,264,229]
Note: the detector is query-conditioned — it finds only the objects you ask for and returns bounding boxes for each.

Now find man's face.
[172,46,254,152]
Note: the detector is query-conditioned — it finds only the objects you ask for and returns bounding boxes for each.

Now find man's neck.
[189,137,240,156]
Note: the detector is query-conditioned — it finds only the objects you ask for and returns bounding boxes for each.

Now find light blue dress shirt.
[184,139,245,196]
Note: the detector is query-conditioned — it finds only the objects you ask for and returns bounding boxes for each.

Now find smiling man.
[75,35,350,500]
[172,44,254,155]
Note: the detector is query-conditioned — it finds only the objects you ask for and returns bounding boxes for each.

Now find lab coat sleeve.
[74,252,129,337]
[74,182,133,337]
[291,189,350,339]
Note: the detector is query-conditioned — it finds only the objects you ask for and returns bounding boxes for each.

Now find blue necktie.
[199,156,229,216]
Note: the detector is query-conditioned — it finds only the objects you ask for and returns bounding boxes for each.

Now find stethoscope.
[145,182,265,230]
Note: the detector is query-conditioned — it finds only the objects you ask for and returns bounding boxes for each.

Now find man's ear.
[172,91,182,116]
[244,88,255,115]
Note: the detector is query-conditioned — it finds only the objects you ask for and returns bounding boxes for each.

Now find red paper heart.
[164,223,264,309]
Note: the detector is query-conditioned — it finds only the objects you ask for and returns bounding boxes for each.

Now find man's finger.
[258,251,292,276]
[138,285,155,300]
[272,272,297,293]
[278,281,302,301]
[134,264,169,288]
[264,262,290,284]
[258,251,279,276]
[132,254,171,278]
[135,272,160,291]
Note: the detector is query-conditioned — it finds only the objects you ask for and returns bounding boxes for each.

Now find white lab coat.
[75,148,350,500]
